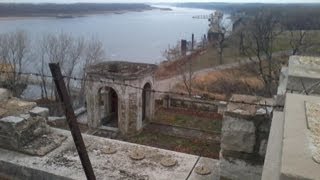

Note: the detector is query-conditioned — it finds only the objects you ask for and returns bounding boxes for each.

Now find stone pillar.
[219,95,273,180]
[181,39,187,56]
[191,33,194,51]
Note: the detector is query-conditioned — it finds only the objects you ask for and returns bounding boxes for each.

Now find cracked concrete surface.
[0,128,218,180]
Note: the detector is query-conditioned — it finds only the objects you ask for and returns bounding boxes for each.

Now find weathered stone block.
[221,116,256,153]
[0,115,48,151]
[0,88,11,102]
[0,116,25,131]
[225,94,274,120]
[29,107,49,118]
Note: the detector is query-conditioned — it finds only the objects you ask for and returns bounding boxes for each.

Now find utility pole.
[49,63,96,180]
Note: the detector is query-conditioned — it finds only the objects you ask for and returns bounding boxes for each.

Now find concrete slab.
[29,107,49,118]
[305,102,320,164]
[187,157,220,180]
[0,128,216,180]
[287,56,320,94]
[281,93,320,180]
[262,111,284,180]
[288,56,320,79]
[0,116,24,124]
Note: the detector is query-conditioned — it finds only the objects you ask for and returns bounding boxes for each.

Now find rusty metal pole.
[49,63,96,180]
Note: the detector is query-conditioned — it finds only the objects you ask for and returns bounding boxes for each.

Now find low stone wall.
[219,94,274,180]
[162,95,223,112]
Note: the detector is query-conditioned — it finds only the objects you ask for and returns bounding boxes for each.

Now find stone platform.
[280,93,320,180]
[0,128,219,180]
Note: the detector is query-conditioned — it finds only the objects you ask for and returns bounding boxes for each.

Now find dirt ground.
[153,107,222,133]
[123,131,220,159]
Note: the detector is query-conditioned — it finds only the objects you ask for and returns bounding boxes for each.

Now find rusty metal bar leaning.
[49,63,96,180]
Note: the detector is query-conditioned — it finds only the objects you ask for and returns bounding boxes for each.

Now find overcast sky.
[0,0,319,3]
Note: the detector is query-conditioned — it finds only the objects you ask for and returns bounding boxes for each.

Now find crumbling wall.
[219,94,273,180]
[0,88,66,156]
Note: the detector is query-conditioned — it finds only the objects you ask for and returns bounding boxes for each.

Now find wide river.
[0,5,214,64]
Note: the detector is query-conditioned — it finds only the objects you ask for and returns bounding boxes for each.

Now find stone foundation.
[220,94,273,180]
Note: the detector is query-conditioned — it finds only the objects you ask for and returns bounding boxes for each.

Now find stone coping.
[0,128,216,180]
[87,61,157,80]
[225,94,274,119]
[288,56,320,80]
[281,93,320,180]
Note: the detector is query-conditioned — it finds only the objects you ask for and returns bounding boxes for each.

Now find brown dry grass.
[175,67,266,98]
[155,49,204,80]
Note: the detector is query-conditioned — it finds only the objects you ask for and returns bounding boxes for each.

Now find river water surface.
[0,5,213,64]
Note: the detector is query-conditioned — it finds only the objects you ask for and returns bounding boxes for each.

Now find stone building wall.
[219,94,274,180]
[86,73,155,136]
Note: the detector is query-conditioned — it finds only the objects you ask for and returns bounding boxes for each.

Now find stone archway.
[98,86,119,128]
[142,83,152,122]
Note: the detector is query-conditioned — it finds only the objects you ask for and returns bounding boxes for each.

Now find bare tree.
[232,19,247,55]
[162,41,181,61]
[65,37,85,93]
[179,57,194,97]
[35,33,104,105]
[0,30,29,95]
[78,37,105,105]
[215,31,226,65]
[37,38,49,99]
[289,30,307,55]
[242,10,282,96]
[37,32,87,100]
[208,11,231,64]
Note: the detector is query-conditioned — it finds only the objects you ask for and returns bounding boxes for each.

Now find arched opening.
[98,87,118,128]
[142,83,152,122]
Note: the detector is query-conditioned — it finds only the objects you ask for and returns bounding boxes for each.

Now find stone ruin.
[85,61,157,136]
[220,94,274,179]
[0,88,66,156]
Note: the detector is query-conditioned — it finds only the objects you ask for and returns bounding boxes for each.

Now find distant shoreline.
[0,10,145,20]
[0,3,173,20]
[0,6,172,20]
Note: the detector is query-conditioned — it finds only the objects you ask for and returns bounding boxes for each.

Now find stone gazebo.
[85,61,157,136]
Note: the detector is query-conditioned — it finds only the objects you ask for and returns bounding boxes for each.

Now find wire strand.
[0,70,284,108]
